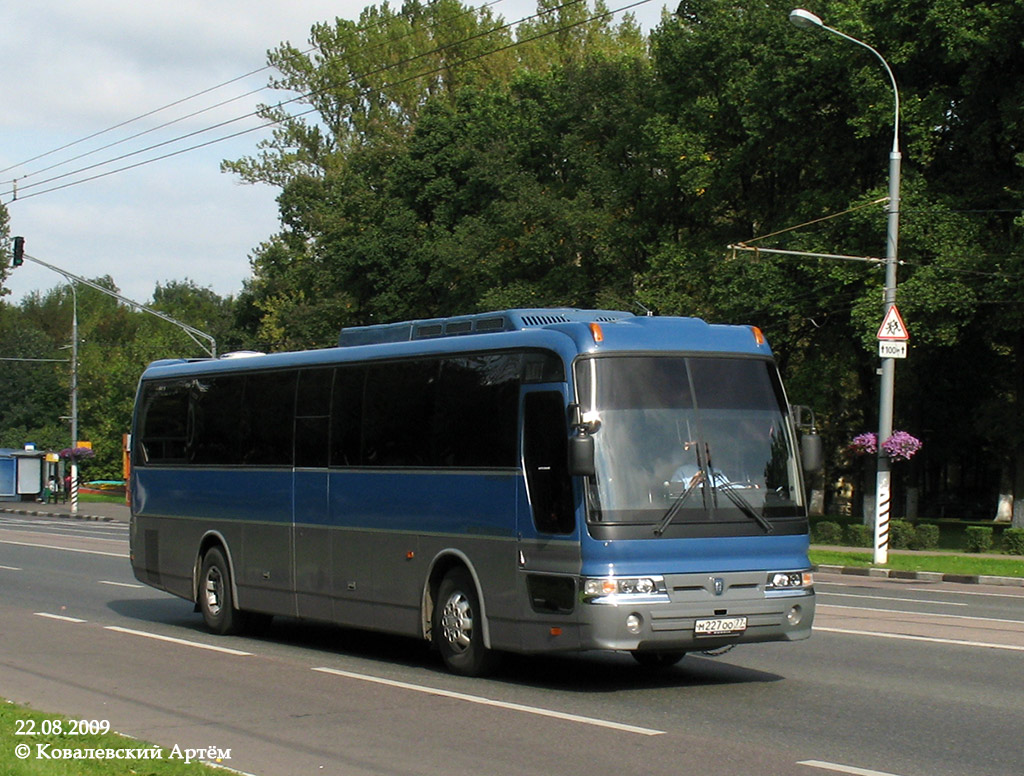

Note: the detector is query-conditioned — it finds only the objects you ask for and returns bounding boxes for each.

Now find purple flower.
[849,431,921,461]
[59,446,95,460]
[882,431,922,462]
[849,432,877,455]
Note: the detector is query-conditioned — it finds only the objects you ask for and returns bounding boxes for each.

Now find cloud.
[1,1,666,306]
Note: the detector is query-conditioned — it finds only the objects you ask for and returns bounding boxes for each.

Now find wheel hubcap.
[440,591,473,653]
[204,568,223,617]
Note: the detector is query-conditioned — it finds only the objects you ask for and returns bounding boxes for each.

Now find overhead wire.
[0,0,511,189]
[0,0,573,203]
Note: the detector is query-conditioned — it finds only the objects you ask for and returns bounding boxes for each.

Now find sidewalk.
[0,499,130,523]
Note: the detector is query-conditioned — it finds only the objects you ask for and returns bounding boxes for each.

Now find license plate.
[695,616,747,636]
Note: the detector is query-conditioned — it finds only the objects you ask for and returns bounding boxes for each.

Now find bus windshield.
[574,356,805,532]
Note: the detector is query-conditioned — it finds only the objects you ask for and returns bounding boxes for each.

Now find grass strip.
[1,699,226,775]
[810,549,1024,579]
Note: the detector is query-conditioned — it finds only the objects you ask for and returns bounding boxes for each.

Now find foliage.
[812,520,842,544]
[0,201,9,296]
[965,526,994,553]
[914,523,940,551]
[889,519,916,549]
[844,523,873,548]
[1003,528,1024,556]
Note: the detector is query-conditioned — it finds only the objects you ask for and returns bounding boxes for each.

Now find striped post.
[70,461,79,514]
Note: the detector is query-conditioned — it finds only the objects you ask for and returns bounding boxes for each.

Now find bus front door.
[517,388,582,652]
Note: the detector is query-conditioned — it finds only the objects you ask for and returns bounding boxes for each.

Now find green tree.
[0,202,10,297]
[224,0,1023,520]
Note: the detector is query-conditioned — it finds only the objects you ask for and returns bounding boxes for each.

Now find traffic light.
[12,236,24,267]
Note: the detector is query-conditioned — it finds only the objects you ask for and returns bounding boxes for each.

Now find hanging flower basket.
[59,446,96,461]
[849,432,877,456]
[848,431,922,462]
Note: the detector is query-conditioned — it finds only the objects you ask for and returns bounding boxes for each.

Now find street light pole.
[69,280,79,515]
[789,9,901,564]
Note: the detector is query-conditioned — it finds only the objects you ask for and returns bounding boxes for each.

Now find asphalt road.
[2,513,1023,776]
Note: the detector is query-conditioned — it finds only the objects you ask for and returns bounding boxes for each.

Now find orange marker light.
[549,627,563,637]
[751,326,765,345]
[589,323,604,343]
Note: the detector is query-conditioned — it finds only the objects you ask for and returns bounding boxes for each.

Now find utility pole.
[789,8,902,565]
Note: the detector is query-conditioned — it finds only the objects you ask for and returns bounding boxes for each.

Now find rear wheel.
[199,547,244,635]
[434,568,498,676]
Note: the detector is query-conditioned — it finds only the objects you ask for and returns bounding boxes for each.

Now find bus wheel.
[435,568,497,676]
[631,650,686,668]
[199,547,243,635]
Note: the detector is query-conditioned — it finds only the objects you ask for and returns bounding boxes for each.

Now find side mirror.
[569,433,595,477]
[801,431,823,473]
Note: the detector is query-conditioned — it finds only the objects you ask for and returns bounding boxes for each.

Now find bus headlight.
[582,576,668,603]
[766,571,813,592]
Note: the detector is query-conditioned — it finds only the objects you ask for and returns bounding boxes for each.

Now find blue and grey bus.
[129,309,817,674]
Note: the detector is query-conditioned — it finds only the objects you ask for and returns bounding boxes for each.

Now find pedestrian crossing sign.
[876,305,909,341]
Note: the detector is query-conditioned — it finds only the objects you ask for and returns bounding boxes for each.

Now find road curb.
[0,506,115,522]
[814,563,1024,588]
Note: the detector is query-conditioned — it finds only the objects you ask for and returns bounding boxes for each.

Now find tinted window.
[434,354,520,467]
[190,375,245,465]
[363,360,438,466]
[330,366,365,466]
[522,391,574,534]
[138,381,190,464]
[295,369,333,468]
[244,371,297,466]
[689,358,784,411]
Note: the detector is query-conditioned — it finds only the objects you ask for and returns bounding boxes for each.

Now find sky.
[1,0,667,306]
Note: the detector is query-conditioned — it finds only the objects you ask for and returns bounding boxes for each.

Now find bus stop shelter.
[0,446,53,502]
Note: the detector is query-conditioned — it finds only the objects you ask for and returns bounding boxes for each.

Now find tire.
[434,568,498,676]
[198,547,244,635]
[631,650,686,668]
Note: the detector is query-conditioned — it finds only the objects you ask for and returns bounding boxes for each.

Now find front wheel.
[434,568,498,676]
[198,547,244,635]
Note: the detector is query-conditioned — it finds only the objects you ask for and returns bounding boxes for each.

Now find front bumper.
[580,570,815,652]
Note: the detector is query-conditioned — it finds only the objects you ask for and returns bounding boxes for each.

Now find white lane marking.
[799,759,906,776]
[312,666,665,736]
[105,626,253,656]
[906,587,1024,600]
[0,564,22,570]
[35,612,88,623]
[0,538,127,558]
[818,592,968,606]
[815,626,1024,652]
[819,603,1024,626]
[818,580,1024,600]
[99,580,144,589]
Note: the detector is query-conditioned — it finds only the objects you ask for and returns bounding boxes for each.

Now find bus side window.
[522,392,574,535]
[295,368,333,468]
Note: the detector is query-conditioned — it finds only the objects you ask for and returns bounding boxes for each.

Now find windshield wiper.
[717,481,773,533]
[654,470,703,536]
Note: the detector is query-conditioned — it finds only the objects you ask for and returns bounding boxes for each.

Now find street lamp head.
[789,8,824,29]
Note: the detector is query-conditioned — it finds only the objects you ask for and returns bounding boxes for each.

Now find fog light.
[625,613,643,635]
[787,605,803,626]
